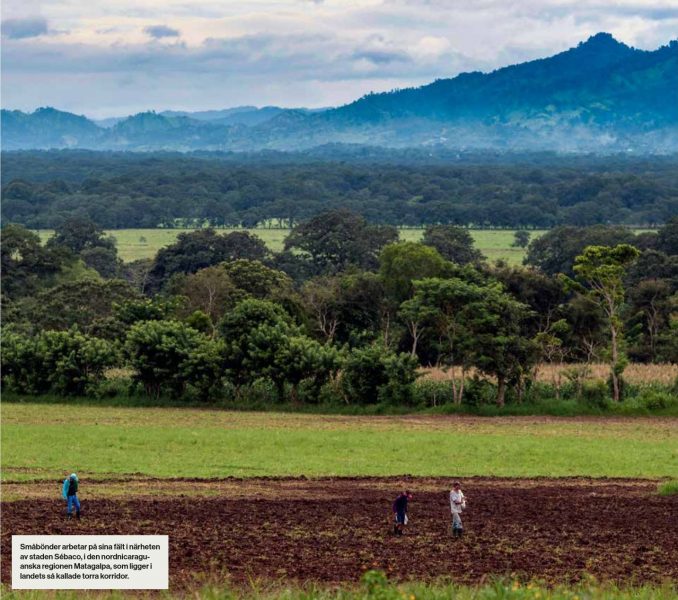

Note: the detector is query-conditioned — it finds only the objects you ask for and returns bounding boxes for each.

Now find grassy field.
[3,404,677,481]
[35,228,546,263]
[2,580,676,600]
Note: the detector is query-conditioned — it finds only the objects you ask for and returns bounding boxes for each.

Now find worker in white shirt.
[449,481,466,538]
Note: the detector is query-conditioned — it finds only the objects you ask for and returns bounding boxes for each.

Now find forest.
[2,210,677,410]
[2,151,677,229]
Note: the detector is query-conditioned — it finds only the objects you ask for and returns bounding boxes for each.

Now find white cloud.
[1,0,676,117]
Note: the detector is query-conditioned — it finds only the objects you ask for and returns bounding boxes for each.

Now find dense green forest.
[2,151,677,228]
[2,210,677,410]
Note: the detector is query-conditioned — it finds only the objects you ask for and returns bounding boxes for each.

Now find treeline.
[2,152,677,228]
[2,212,676,409]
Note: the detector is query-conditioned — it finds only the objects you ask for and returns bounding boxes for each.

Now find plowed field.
[2,477,676,588]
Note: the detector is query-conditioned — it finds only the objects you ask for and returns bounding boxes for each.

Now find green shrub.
[378,352,419,405]
[341,345,418,405]
[581,380,610,409]
[125,320,223,399]
[462,377,496,407]
[1,328,117,395]
[412,379,455,407]
[635,389,677,410]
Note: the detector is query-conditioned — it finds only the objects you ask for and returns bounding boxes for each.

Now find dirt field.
[2,477,677,589]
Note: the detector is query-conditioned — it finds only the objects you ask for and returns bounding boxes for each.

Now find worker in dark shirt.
[392,491,412,535]
[61,473,81,519]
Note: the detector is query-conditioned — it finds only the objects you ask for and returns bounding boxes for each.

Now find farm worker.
[62,473,81,519]
[449,481,466,538]
[392,491,412,535]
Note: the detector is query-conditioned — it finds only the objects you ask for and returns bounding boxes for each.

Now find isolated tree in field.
[422,225,483,265]
[284,209,398,274]
[570,244,640,402]
[512,230,531,248]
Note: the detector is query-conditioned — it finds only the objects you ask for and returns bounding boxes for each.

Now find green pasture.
[35,228,546,263]
[2,579,676,600]
[3,403,676,481]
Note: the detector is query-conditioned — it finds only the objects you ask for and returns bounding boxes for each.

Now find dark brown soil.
[2,477,677,588]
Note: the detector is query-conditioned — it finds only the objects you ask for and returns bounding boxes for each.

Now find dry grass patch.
[422,362,678,386]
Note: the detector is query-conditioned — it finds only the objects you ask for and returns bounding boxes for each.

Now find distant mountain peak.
[574,32,633,56]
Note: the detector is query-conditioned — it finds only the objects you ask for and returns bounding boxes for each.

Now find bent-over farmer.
[392,490,412,535]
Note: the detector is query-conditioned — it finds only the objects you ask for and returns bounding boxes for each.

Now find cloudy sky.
[2,0,677,118]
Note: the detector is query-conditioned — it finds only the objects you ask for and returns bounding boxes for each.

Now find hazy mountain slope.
[2,34,676,152]
[1,107,102,150]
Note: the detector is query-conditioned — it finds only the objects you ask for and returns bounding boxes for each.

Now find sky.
[2,0,677,119]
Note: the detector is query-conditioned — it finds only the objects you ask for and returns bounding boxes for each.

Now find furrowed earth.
[2,477,677,589]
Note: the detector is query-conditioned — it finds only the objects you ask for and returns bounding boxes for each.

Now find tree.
[422,225,483,265]
[125,320,220,399]
[512,230,531,248]
[1,224,65,299]
[471,289,539,406]
[1,328,117,395]
[379,242,452,305]
[80,246,121,279]
[47,216,116,254]
[148,229,267,291]
[301,276,343,342]
[525,226,637,276]
[219,299,297,389]
[401,277,492,404]
[340,344,418,405]
[271,335,341,402]
[570,244,640,402]
[492,264,567,336]
[222,259,293,300]
[47,216,121,278]
[7,279,141,334]
[284,209,398,274]
[179,266,239,332]
[628,279,674,362]
[656,217,678,256]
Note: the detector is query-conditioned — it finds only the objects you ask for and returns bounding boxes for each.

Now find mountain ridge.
[2,33,677,153]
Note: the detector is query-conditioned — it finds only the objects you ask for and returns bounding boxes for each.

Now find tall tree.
[284,209,397,274]
[569,244,640,402]
[422,225,483,265]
